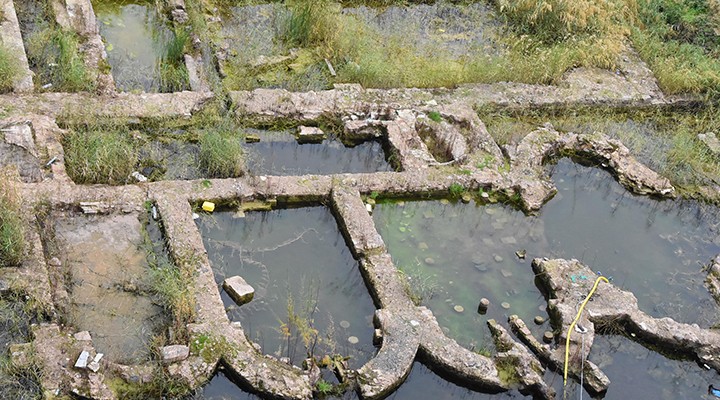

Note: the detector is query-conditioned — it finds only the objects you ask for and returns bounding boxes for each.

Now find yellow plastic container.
[202,201,215,213]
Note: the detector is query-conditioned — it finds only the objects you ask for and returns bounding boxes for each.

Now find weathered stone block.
[223,276,255,306]
[73,331,92,341]
[296,126,326,143]
[74,350,90,369]
[161,345,189,364]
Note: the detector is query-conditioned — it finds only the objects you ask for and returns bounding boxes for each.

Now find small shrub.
[428,111,443,123]
[449,183,465,198]
[0,174,25,267]
[199,128,244,178]
[63,129,136,185]
[315,379,339,397]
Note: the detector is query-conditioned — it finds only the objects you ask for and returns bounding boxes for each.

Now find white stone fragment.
[74,350,90,369]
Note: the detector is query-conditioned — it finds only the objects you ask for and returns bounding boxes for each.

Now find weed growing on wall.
[0,45,19,93]
[0,172,25,267]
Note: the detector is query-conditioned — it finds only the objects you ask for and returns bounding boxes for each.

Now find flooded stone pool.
[372,158,720,397]
[197,206,377,368]
[245,130,392,176]
[93,0,187,92]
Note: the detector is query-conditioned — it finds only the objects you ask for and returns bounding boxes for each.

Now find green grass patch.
[631,0,720,94]
[27,28,95,92]
[190,333,238,363]
[0,173,25,268]
[63,129,136,185]
[199,124,245,178]
[159,29,190,93]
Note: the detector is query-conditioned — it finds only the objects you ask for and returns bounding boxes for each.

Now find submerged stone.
[223,276,255,306]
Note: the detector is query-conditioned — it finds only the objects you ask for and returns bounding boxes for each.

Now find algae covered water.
[374,159,720,349]
[93,0,184,92]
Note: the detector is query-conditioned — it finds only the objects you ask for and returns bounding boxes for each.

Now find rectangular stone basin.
[196,205,376,368]
[48,210,167,363]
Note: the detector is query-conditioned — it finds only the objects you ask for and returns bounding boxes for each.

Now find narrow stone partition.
[530,257,720,391]
[0,0,33,92]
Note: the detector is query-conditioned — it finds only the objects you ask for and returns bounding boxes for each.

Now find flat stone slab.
[223,276,255,306]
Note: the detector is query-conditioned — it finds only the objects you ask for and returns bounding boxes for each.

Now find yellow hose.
[563,275,609,386]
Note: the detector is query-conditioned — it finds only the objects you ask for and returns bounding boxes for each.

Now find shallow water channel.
[245,130,392,176]
[93,0,181,92]
[197,206,376,368]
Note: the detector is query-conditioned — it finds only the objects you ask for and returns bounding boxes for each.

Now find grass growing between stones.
[159,29,190,93]
[108,372,192,400]
[0,293,45,399]
[199,122,245,178]
[62,128,136,185]
[0,172,25,268]
[0,45,19,93]
[148,259,195,342]
[27,28,95,92]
